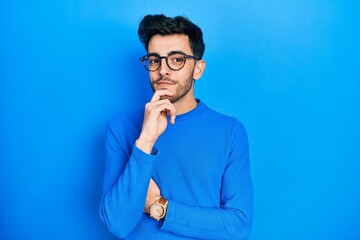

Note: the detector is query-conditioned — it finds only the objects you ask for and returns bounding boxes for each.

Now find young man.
[100,14,253,239]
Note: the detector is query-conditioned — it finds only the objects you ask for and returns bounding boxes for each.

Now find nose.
[159,58,170,76]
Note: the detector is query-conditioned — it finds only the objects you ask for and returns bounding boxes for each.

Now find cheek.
[149,72,158,81]
[184,65,195,77]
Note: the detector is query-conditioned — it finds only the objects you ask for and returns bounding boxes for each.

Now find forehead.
[147,34,193,55]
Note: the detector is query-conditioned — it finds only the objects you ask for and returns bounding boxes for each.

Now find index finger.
[150,89,174,102]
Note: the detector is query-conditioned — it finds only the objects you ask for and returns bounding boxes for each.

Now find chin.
[159,95,177,103]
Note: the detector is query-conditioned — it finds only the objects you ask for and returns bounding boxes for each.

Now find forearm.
[160,200,252,240]
[99,145,156,238]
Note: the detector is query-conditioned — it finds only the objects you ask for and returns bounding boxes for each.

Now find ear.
[193,60,206,80]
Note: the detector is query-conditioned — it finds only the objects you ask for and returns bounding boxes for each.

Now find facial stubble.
[150,69,195,103]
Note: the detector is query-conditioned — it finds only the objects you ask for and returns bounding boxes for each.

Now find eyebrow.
[168,50,186,55]
[147,50,187,56]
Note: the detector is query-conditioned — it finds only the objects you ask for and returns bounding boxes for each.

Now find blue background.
[1,1,359,239]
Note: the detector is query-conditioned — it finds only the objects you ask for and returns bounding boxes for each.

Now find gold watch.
[149,196,168,221]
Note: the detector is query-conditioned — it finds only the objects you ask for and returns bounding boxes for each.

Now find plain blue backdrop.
[1,1,359,239]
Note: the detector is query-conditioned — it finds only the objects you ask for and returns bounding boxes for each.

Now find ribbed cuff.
[132,144,159,162]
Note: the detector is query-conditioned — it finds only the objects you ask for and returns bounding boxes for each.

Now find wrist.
[149,196,168,221]
[136,136,155,154]
[145,196,160,214]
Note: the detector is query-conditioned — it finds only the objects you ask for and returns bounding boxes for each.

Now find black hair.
[138,14,205,59]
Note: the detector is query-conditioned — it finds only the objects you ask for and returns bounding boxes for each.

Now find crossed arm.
[99,90,253,239]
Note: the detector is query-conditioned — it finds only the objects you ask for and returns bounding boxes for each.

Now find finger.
[150,90,174,102]
[146,99,175,115]
[147,101,176,117]
[146,99,173,108]
[167,109,176,124]
[155,107,176,122]
[146,99,176,124]
[170,113,176,124]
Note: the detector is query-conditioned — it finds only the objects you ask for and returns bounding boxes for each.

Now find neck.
[173,96,198,115]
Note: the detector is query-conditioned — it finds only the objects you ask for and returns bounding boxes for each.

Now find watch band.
[158,196,168,205]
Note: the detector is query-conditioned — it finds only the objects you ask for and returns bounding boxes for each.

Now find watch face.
[150,203,164,218]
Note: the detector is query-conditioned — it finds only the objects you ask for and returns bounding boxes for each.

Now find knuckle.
[148,107,157,114]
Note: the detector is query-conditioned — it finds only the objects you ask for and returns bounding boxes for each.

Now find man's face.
[147,34,197,103]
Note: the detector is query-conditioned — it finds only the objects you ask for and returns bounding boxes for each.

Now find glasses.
[139,51,199,72]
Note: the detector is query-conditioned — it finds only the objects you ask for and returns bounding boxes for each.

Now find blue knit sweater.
[99,100,253,239]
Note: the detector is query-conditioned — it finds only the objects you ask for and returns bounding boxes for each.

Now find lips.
[156,80,175,87]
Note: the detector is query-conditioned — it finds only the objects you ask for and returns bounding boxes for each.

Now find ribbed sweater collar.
[173,99,207,121]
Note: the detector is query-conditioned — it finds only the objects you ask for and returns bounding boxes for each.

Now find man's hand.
[144,178,161,214]
[136,90,176,154]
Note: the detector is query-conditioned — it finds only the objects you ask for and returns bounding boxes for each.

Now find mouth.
[156,80,175,88]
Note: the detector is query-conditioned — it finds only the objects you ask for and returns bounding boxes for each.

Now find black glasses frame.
[139,51,199,72]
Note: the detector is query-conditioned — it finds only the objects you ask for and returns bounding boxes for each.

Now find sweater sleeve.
[99,120,157,239]
[160,120,253,240]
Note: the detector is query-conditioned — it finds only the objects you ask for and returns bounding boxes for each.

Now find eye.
[170,55,184,64]
[173,57,184,63]
[148,57,159,65]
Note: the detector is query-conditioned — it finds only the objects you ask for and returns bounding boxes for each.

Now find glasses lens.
[143,55,160,71]
[167,53,185,70]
